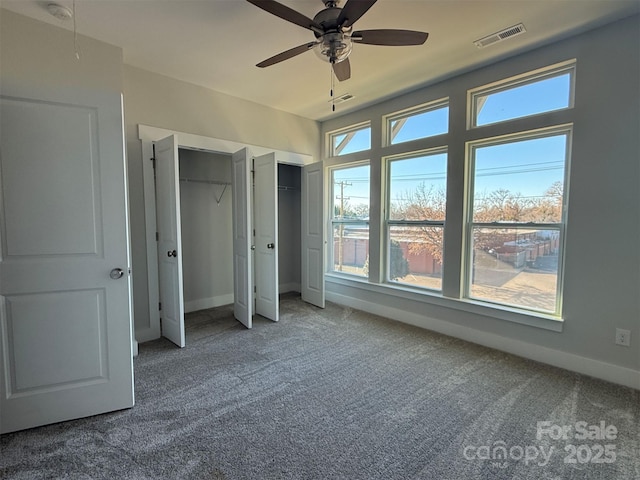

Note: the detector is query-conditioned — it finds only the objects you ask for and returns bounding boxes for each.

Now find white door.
[0,94,134,434]
[232,148,253,328]
[154,135,185,347]
[301,161,325,308]
[254,154,279,322]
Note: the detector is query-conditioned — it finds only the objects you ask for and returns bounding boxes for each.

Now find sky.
[332,71,571,213]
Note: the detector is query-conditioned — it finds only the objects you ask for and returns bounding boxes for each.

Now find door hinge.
[151,144,156,169]
[254,286,256,293]
[159,302,162,311]
[156,232,159,241]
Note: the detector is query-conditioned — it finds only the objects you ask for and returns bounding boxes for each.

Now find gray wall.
[321,15,640,380]
[0,10,122,96]
[179,149,234,311]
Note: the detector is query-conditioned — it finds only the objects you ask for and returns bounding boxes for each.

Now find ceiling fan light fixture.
[314,32,352,64]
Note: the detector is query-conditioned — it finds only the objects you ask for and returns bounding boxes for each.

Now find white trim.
[327,291,639,390]
[327,273,563,331]
[184,294,234,314]
[138,125,313,165]
[137,124,313,343]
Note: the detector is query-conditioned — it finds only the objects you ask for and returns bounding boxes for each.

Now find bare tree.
[391,183,446,263]
[392,181,564,261]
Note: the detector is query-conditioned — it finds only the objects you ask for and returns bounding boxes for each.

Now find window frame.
[383,98,449,147]
[384,147,448,291]
[328,161,371,278]
[321,59,578,328]
[463,125,573,316]
[467,59,576,129]
[327,121,372,157]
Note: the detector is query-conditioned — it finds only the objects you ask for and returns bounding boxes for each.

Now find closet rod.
[179,178,231,186]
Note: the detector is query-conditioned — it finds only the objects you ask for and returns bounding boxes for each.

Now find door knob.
[267,243,275,249]
[167,250,177,258]
[110,268,124,279]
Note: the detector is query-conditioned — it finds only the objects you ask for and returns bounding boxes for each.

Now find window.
[323,59,575,325]
[386,149,447,290]
[466,128,570,314]
[329,123,371,156]
[385,99,449,145]
[330,163,370,277]
[469,60,575,128]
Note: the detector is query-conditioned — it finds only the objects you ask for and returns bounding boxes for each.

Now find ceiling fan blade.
[246,0,322,32]
[337,0,377,28]
[352,29,429,46]
[256,42,317,68]
[332,58,351,82]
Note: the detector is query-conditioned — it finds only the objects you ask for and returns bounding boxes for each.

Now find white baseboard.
[279,282,301,294]
[135,326,160,343]
[327,291,640,390]
[184,294,234,314]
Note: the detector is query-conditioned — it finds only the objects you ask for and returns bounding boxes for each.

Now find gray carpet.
[1,295,638,479]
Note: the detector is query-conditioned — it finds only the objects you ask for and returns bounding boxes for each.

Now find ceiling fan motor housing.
[313,7,352,63]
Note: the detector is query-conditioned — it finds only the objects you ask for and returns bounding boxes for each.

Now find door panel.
[0,95,134,434]
[154,135,185,347]
[231,148,253,328]
[254,154,279,322]
[301,162,325,308]
[1,101,102,257]
[5,290,107,391]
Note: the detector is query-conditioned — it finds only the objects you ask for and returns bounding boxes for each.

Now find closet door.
[154,135,185,347]
[301,161,325,308]
[254,153,279,322]
[231,148,253,328]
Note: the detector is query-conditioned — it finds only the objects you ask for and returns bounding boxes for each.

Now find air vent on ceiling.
[329,93,355,105]
[474,23,526,48]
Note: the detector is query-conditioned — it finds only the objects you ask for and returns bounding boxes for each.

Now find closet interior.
[178,148,301,314]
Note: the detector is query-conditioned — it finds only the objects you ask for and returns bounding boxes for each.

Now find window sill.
[325,273,564,332]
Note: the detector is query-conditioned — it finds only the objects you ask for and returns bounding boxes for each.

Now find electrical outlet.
[615,328,631,347]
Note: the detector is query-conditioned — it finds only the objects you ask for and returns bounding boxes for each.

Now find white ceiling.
[2,0,639,121]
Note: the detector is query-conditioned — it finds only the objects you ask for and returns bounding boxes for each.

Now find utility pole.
[335,180,351,271]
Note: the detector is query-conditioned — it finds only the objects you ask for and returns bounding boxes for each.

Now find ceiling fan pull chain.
[73,0,80,60]
[330,61,335,112]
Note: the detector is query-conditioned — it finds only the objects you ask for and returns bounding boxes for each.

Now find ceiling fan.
[246,0,429,82]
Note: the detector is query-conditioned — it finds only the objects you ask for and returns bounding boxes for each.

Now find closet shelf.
[278,185,298,191]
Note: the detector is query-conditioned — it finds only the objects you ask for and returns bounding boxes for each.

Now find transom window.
[385,99,449,145]
[468,60,575,128]
[329,123,371,157]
